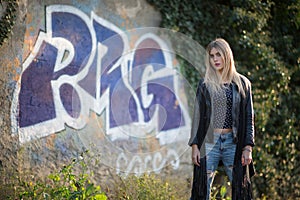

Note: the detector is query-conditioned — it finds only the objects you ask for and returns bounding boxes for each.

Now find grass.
[0,151,231,200]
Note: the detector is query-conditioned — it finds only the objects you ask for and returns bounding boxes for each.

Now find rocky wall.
[0,0,205,188]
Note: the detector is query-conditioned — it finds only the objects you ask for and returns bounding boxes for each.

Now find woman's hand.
[241,145,252,166]
[192,144,201,166]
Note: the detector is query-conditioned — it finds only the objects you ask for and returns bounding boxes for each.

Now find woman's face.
[209,47,224,73]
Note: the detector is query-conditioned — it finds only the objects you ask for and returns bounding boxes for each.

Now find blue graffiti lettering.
[12,5,188,144]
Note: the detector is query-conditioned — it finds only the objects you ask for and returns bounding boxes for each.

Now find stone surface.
[0,1,194,196]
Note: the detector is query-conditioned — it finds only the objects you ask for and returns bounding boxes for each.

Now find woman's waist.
[214,128,232,134]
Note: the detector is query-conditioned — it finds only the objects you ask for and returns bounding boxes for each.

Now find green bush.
[1,152,233,200]
[0,0,18,46]
[109,171,231,200]
[6,151,107,200]
[110,173,178,200]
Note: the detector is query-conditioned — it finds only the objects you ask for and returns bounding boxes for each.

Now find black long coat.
[189,77,255,200]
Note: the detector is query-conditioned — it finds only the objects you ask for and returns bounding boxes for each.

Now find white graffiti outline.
[11,5,191,146]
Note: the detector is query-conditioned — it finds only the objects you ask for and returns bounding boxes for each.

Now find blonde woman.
[189,38,255,200]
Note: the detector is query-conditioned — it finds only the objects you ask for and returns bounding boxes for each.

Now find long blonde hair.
[204,38,250,97]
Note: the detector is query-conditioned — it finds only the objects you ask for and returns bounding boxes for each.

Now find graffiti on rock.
[11,5,190,171]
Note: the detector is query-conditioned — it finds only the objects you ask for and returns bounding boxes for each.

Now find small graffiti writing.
[116,149,180,176]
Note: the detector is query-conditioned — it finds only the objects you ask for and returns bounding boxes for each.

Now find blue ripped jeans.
[205,132,236,200]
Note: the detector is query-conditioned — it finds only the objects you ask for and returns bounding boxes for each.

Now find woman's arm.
[189,80,204,166]
[188,95,200,146]
[242,82,255,166]
[244,82,255,147]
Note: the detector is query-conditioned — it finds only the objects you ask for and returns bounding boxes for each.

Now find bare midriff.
[214,128,233,134]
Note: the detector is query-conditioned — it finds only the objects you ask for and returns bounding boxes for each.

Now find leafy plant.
[111,173,177,200]
[0,0,17,46]
[211,184,231,200]
[15,151,107,200]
